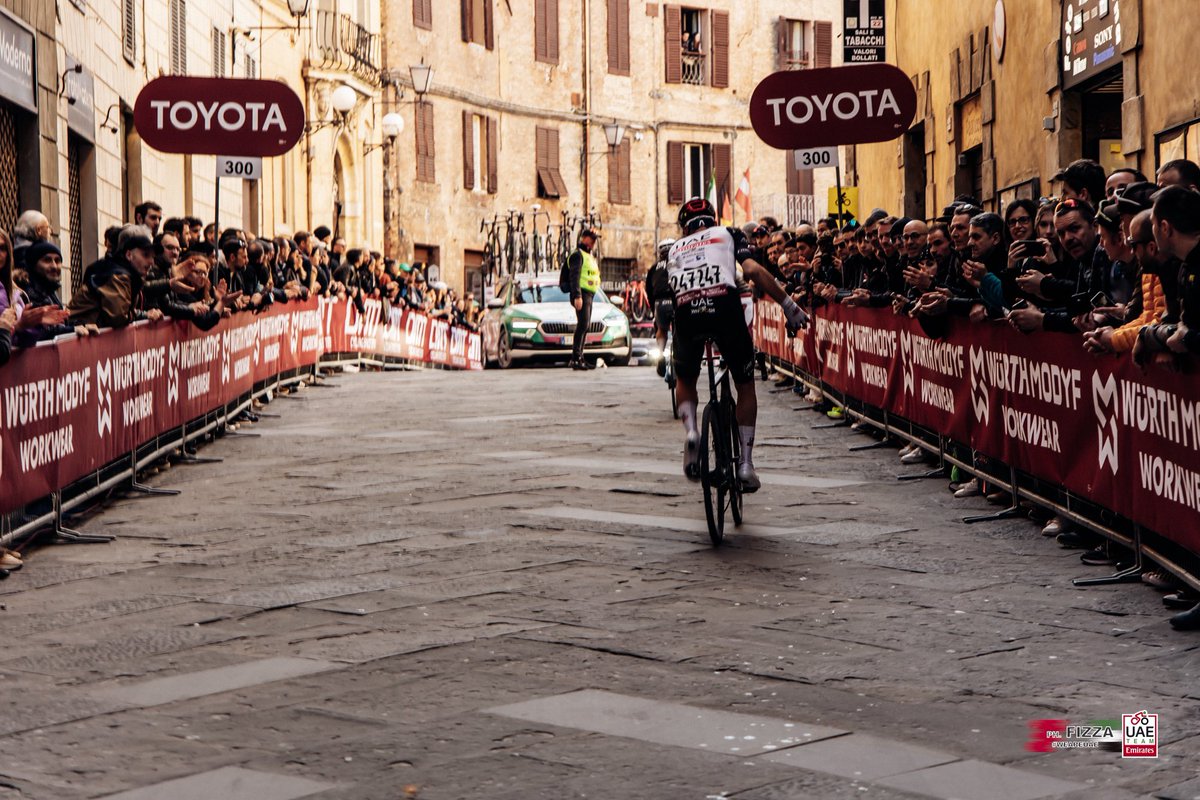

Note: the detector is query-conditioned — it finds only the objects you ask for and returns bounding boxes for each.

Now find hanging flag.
[706,167,718,209]
[735,169,753,221]
[720,188,733,226]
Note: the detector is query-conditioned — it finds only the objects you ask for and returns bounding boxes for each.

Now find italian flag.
[707,168,734,225]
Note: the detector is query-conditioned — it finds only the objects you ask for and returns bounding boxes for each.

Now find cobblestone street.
[1,366,1197,800]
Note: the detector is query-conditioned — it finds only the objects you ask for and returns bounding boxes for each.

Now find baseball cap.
[1115,181,1158,215]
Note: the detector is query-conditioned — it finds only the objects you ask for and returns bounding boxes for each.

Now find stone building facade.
[0,0,386,301]
[382,0,843,298]
[851,0,1200,219]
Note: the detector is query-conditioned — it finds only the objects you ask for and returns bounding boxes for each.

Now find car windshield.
[514,285,610,305]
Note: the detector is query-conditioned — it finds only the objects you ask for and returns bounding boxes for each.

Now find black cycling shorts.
[654,299,675,332]
[672,291,755,385]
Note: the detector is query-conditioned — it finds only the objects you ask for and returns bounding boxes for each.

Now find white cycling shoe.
[683,430,701,482]
[737,462,761,493]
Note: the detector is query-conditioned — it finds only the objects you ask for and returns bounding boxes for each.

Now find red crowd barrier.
[0,298,482,514]
[754,301,1200,554]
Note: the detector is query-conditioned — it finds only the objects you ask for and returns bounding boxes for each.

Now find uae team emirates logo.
[1092,371,1120,474]
[968,346,990,426]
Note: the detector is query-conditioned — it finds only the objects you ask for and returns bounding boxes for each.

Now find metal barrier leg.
[1074,526,1144,587]
[897,466,946,481]
[51,492,114,544]
[963,465,1022,524]
[175,424,223,465]
[812,418,852,430]
[850,438,892,451]
[127,450,181,496]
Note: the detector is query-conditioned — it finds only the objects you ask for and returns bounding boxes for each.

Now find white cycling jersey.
[666,226,750,305]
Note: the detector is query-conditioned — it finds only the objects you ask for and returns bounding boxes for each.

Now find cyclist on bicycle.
[669,198,809,491]
[646,238,675,377]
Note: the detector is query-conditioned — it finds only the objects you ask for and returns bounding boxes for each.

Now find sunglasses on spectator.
[1007,216,1032,226]
[1054,198,1084,215]
[1127,236,1154,247]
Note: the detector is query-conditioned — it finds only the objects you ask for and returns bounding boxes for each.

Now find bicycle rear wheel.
[700,403,726,546]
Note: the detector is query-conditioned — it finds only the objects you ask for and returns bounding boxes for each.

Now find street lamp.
[603,123,625,150]
[410,63,434,98]
[286,0,311,18]
[331,84,357,117]
[364,112,404,154]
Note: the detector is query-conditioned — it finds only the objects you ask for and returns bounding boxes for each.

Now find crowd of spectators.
[744,158,1200,629]
[0,206,486,371]
[0,205,486,576]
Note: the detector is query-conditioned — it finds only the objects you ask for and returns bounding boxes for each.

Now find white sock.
[680,400,698,438]
[739,425,756,467]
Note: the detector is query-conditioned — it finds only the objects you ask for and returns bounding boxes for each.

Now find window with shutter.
[486,116,498,194]
[414,0,432,30]
[711,10,728,88]
[814,21,832,68]
[170,0,187,75]
[461,0,493,48]
[211,27,227,77]
[245,55,257,79]
[536,127,567,199]
[786,152,814,196]
[606,0,629,75]
[667,141,684,204]
[122,0,136,63]
[416,101,436,183]
[462,110,475,190]
[536,0,559,64]
[664,5,681,83]
[608,139,631,205]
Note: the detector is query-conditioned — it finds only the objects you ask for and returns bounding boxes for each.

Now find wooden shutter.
[713,143,731,215]
[711,11,729,88]
[549,128,567,196]
[416,101,435,183]
[667,141,684,204]
[484,0,494,49]
[547,0,559,62]
[536,0,559,63]
[607,0,629,75]
[461,0,471,42]
[608,138,631,205]
[815,20,832,68]
[123,0,136,63]
[462,110,474,190]
[486,116,498,193]
[414,0,432,30]
[787,153,813,195]
[664,5,681,84]
[536,127,551,196]
[775,17,788,71]
[170,0,187,75]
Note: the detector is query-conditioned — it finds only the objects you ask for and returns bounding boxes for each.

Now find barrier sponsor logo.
[969,346,990,426]
[1092,371,1120,474]
[96,359,113,438]
[1026,718,1120,753]
[899,331,915,396]
[168,342,181,405]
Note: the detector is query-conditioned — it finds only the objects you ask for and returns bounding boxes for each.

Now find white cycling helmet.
[656,238,676,259]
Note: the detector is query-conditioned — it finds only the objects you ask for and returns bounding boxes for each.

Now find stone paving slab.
[486,689,848,755]
[757,732,958,780]
[96,766,336,800]
[90,657,340,707]
[875,759,1086,800]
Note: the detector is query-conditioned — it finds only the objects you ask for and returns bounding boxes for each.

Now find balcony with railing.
[314,10,380,82]
[781,50,811,70]
[681,50,706,85]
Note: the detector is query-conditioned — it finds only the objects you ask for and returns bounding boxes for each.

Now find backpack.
[558,254,572,293]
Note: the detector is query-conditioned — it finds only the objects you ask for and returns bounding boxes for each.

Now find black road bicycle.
[698,340,742,545]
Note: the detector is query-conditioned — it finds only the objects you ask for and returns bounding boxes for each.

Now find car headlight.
[510,319,538,330]
[603,315,626,327]
[648,347,662,361]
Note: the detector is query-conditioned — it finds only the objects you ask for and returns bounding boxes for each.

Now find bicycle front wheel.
[725,395,743,526]
[700,403,726,546]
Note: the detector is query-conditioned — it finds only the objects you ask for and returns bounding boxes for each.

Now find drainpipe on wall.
[582,0,592,210]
